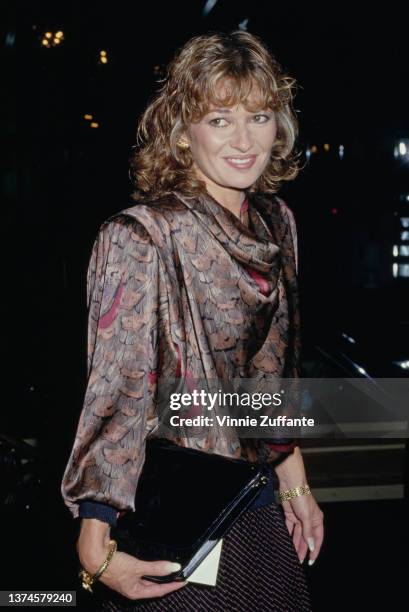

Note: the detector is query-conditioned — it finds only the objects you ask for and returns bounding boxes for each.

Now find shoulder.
[104,194,188,247]
[121,194,187,223]
[98,195,187,250]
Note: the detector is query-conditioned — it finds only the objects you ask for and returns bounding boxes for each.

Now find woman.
[61,30,324,610]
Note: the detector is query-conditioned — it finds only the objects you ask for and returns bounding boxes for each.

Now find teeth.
[227,158,253,164]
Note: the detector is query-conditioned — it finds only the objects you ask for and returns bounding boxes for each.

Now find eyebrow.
[206,107,270,114]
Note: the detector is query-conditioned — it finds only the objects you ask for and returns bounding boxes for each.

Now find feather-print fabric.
[61,190,301,518]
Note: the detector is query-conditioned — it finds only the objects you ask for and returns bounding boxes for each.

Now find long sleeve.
[61,214,160,519]
[264,199,300,455]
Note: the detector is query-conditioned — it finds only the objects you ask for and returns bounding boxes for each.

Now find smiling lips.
[223,154,258,170]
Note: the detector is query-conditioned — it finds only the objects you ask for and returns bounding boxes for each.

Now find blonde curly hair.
[129,30,303,201]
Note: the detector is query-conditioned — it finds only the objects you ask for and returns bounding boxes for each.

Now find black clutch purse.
[110,438,270,583]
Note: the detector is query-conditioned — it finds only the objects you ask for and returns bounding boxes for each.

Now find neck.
[205,184,247,218]
[193,166,247,219]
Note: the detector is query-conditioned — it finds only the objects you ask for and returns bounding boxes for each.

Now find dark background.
[2,1,408,610]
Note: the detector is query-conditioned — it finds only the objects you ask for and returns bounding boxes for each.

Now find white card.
[186,539,223,586]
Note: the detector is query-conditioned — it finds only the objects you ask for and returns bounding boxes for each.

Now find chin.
[224,175,259,190]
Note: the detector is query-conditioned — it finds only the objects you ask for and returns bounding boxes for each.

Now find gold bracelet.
[79,539,117,593]
[278,485,311,502]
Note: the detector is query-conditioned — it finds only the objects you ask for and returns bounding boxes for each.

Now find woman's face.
[185,86,277,199]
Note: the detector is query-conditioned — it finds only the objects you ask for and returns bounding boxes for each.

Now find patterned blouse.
[61,190,301,524]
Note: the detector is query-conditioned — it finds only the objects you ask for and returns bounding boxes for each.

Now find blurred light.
[5,31,15,47]
[394,138,409,161]
[342,332,356,344]
[394,360,409,370]
[153,64,164,78]
[349,360,370,377]
[397,264,409,277]
[41,30,64,48]
[310,145,318,153]
[400,245,409,256]
[392,263,409,277]
[90,122,99,128]
[393,245,399,257]
[203,0,218,17]
[401,231,409,241]
[331,207,338,215]
[339,144,344,159]
[324,143,330,151]
[306,148,311,160]
[84,114,93,120]
[239,18,249,31]
[99,50,108,65]
[401,218,409,228]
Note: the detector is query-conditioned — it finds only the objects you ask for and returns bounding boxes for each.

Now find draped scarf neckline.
[172,189,281,275]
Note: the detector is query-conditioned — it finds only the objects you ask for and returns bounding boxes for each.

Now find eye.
[209,117,229,127]
[253,114,270,123]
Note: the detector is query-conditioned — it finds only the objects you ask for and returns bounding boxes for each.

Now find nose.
[229,121,253,152]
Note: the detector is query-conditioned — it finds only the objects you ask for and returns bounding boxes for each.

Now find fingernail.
[169,562,182,572]
[299,556,305,564]
[307,538,315,552]
[308,558,316,566]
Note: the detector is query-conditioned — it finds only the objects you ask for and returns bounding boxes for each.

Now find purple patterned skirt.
[94,501,312,612]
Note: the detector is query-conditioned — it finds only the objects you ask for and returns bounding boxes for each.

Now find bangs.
[186,71,278,122]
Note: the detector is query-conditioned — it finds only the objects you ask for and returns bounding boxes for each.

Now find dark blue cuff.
[79,501,119,526]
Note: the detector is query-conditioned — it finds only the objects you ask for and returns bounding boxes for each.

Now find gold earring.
[177,139,190,149]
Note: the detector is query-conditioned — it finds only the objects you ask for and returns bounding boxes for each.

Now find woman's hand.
[77,518,187,600]
[280,491,324,566]
[273,446,324,565]
[94,549,187,600]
